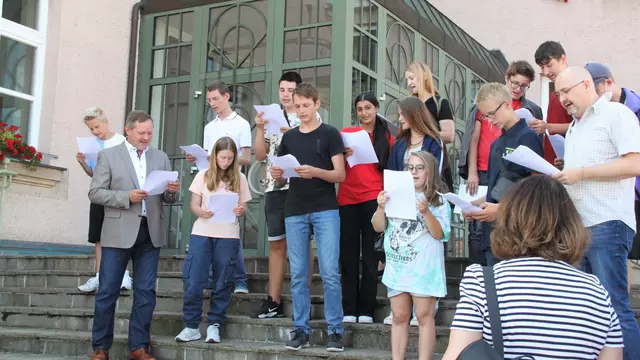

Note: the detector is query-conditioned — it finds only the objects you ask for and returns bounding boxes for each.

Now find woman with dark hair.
[443,176,623,360]
[338,92,394,324]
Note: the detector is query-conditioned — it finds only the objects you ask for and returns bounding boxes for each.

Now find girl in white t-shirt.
[175,136,252,344]
[372,150,450,360]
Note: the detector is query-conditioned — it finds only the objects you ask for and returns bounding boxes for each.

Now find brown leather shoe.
[90,349,109,360]
[130,347,157,360]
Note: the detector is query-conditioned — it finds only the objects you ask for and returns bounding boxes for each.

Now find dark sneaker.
[285,329,310,351]
[251,296,285,319]
[326,333,344,352]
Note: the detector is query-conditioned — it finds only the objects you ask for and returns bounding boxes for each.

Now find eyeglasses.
[555,80,585,97]
[405,164,426,173]
[479,101,506,120]
[509,79,530,91]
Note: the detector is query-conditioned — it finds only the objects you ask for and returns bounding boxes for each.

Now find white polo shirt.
[203,111,252,155]
[564,96,640,230]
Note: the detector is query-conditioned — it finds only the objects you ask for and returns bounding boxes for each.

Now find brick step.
[0,270,462,299]
[0,254,470,278]
[0,287,459,326]
[0,327,441,360]
[0,306,452,353]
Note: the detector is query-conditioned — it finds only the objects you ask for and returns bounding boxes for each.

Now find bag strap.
[483,266,504,357]
[282,109,291,127]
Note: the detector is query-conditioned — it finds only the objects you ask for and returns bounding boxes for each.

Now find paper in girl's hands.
[207,193,240,223]
[438,192,482,213]
[142,171,179,195]
[254,104,289,135]
[341,130,379,167]
[76,137,101,164]
[383,170,416,220]
[267,154,301,178]
[179,144,209,170]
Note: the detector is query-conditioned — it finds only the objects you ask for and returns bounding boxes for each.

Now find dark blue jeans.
[583,220,640,360]
[207,238,247,289]
[183,235,239,328]
[92,221,159,351]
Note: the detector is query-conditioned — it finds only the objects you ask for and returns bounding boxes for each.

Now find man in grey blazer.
[88,110,180,360]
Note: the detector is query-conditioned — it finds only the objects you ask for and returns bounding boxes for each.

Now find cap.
[585,63,612,85]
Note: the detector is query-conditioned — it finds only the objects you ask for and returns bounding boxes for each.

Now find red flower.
[15,134,22,140]
[0,122,7,128]
[19,145,26,152]
[8,125,18,132]
[36,153,43,161]
[28,146,35,152]
[12,150,18,156]
[6,139,13,145]
[0,152,4,161]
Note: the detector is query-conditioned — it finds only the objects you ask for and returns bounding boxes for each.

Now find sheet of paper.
[438,192,483,213]
[76,137,101,164]
[453,184,487,214]
[180,144,209,171]
[383,170,416,220]
[503,145,560,176]
[515,108,536,124]
[548,134,565,159]
[207,193,240,223]
[267,154,301,179]
[254,104,288,135]
[341,130,379,167]
[142,170,179,195]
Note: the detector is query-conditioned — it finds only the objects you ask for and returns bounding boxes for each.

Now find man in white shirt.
[185,80,250,293]
[552,66,640,360]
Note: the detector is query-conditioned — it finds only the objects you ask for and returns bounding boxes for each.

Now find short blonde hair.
[83,107,107,123]
[475,83,511,105]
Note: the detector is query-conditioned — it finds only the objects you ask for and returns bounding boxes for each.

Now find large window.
[0,0,48,146]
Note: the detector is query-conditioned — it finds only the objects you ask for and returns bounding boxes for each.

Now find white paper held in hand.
[547,134,565,159]
[267,154,301,179]
[179,144,209,171]
[502,145,560,176]
[142,171,179,196]
[207,193,239,223]
[515,108,536,125]
[76,137,101,165]
[438,191,483,213]
[454,185,487,214]
[383,170,416,220]
[341,130,379,167]
[254,104,289,135]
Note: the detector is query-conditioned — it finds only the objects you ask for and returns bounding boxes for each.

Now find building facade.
[1,0,506,256]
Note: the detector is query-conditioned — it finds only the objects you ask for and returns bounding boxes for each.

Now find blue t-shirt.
[482,119,543,249]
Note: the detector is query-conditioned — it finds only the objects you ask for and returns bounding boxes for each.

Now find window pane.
[316,66,331,123]
[152,49,165,79]
[299,67,314,84]
[166,47,179,77]
[181,12,194,42]
[167,14,181,44]
[301,0,319,25]
[2,0,38,30]
[285,0,301,27]
[300,28,316,61]
[317,26,331,59]
[318,0,333,22]
[0,37,35,94]
[352,31,361,63]
[179,46,192,75]
[162,83,177,152]
[369,3,378,37]
[0,94,31,136]
[283,30,299,63]
[369,39,378,71]
[353,0,361,26]
[154,16,167,46]
[361,0,370,31]
[149,85,164,148]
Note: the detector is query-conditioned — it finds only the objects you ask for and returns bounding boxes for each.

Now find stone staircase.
[1,255,639,359]
[0,255,469,359]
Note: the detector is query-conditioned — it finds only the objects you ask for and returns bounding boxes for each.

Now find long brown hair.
[406,61,440,97]
[409,151,446,206]
[397,97,441,145]
[205,136,241,193]
[491,176,589,264]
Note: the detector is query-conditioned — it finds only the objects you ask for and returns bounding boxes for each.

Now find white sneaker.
[205,324,221,343]
[175,327,201,342]
[358,316,373,324]
[233,285,249,294]
[121,270,133,290]
[78,276,99,292]
[383,312,393,325]
[343,316,357,323]
[410,317,419,327]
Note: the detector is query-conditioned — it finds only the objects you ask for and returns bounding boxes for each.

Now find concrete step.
[0,254,470,278]
[0,269,462,299]
[0,327,440,359]
[0,287,458,326]
[0,306,452,353]
[0,354,84,360]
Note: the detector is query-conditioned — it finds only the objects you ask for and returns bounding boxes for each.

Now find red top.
[337,126,394,206]
[544,92,572,163]
[476,99,522,171]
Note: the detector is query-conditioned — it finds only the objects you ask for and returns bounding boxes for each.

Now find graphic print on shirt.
[503,146,516,157]
[387,207,426,263]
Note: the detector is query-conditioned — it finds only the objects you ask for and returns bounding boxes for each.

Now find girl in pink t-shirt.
[175,137,252,344]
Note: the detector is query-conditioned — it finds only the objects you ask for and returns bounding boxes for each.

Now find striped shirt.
[451,257,623,359]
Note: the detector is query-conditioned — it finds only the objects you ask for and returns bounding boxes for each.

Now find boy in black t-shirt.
[462,83,543,266]
[270,84,346,352]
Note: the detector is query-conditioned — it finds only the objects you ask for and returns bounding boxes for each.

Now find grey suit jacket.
[89,142,180,249]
